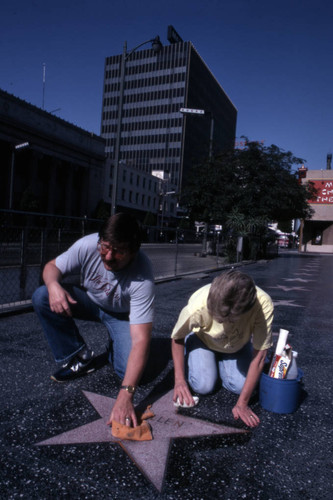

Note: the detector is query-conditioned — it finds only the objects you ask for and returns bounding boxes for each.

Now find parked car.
[277,234,289,248]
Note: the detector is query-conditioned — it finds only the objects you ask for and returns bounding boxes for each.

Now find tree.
[181,139,315,260]
[182,139,314,225]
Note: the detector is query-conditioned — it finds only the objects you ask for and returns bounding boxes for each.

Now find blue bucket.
[259,368,303,414]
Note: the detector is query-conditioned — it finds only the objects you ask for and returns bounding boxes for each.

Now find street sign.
[180,107,205,115]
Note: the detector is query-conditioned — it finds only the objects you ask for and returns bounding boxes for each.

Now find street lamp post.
[111,36,162,215]
[9,142,30,209]
[160,190,176,234]
[180,108,215,255]
[179,107,214,160]
[208,113,214,161]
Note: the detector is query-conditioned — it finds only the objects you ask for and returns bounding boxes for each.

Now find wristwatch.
[120,385,136,394]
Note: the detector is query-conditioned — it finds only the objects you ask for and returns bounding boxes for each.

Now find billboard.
[310,179,333,204]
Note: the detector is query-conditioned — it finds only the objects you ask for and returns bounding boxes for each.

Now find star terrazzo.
[36,389,246,491]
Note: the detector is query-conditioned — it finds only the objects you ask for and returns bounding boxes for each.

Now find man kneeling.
[32,213,155,428]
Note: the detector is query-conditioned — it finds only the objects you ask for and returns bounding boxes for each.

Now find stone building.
[0,89,105,217]
[299,160,333,253]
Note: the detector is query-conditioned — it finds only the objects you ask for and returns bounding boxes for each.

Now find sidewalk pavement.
[0,252,332,499]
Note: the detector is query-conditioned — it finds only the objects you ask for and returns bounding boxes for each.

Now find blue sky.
[1,0,332,170]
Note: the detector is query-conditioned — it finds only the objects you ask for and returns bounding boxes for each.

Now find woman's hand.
[173,380,195,407]
[232,403,260,427]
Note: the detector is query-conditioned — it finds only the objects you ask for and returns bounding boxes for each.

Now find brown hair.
[98,213,141,253]
[207,270,257,322]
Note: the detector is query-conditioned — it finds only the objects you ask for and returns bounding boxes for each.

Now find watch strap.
[120,385,136,394]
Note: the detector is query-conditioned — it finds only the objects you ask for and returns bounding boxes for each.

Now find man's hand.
[43,259,77,316]
[173,380,195,407]
[232,403,260,428]
[106,323,152,428]
[47,281,77,316]
[107,390,138,428]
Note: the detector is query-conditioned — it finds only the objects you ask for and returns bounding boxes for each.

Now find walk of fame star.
[268,284,310,292]
[282,278,315,283]
[36,390,246,492]
[273,299,304,307]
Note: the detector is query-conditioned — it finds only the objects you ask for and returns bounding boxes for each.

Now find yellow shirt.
[171,284,274,353]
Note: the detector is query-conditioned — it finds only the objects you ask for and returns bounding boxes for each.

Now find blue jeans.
[185,333,252,395]
[32,285,131,379]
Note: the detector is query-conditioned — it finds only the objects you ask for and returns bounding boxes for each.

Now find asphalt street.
[0,251,332,499]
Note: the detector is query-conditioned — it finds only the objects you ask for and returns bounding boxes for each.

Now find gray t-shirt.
[55,233,154,324]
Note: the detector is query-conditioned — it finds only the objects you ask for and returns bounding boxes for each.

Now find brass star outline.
[36,389,246,492]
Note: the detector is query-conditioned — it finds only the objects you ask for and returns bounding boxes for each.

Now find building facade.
[104,158,160,222]
[300,165,333,253]
[101,30,237,220]
[0,89,106,218]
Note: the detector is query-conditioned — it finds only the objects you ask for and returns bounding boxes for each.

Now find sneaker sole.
[50,366,96,383]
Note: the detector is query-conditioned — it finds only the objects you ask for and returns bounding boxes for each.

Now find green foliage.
[182,139,314,226]
[226,208,269,236]
[277,220,292,233]
[225,236,237,262]
[178,217,192,230]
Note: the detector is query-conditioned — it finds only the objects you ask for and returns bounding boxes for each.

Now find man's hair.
[98,213,141,253]
[207,270,257,322]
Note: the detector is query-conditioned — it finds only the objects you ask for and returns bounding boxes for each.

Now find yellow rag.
[111,405,155,441]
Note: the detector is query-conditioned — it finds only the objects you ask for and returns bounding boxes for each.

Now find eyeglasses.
[97,241,129,257]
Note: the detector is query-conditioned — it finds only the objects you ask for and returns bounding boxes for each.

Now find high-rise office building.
[101,27,237,219]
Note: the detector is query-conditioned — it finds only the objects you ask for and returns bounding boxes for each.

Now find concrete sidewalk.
[0,253,332,499]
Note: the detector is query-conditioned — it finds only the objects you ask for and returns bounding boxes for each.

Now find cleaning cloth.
[111,405,155,441]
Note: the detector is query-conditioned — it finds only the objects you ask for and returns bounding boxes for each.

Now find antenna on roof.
[42,63,46,110]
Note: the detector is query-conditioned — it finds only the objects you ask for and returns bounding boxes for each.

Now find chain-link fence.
[0,210,228,314]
